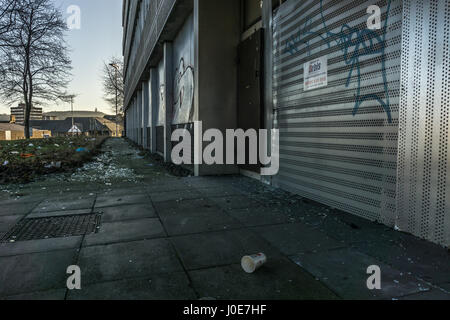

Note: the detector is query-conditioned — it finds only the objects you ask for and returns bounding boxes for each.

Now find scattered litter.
[44,161,62,169]
[241,253,267,274]
[2,161,9,166]
[63,150,143,184]
[20,153,35,158]
[76,147,88,153]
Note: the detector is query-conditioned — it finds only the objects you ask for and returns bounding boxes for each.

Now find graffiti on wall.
[173,58,194,124]
[283,0,393,123]
[158,84,165,126]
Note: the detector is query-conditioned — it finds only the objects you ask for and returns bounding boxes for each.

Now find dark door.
[238,28,264,173]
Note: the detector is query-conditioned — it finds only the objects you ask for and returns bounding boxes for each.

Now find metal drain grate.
[1,213,102,242]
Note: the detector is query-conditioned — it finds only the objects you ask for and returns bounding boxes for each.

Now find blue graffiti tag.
[284,0,392,123]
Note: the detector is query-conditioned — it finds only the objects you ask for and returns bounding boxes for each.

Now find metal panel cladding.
[397,0,450,247]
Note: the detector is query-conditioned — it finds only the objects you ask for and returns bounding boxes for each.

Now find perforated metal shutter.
[397,0,450,247]
[272,0,403,225]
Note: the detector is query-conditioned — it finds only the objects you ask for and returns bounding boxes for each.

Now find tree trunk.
[24,100,31,139]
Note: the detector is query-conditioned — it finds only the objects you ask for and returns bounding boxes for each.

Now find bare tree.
[0,0,16,44]
[0,0,72,138]
[102,56,124,117]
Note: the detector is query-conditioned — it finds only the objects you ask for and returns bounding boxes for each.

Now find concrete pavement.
[0,138,449,300]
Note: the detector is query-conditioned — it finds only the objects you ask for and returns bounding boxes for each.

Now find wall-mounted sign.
[304,55,328,91]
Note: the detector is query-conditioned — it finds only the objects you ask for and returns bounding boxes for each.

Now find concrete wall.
[172,14,195,125]
[157,58,165,126]
[194,0,241,176]
[0,129,51,141]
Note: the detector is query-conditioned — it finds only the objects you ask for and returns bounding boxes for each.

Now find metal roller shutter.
[272,0,403,225]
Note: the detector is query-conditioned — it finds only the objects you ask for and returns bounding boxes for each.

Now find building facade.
[0,123,51,141]
[10,103,43,124]
[30,118,121,137]
[122,0,450,248]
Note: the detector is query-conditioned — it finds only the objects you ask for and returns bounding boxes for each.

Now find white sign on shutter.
[303,55,328,91]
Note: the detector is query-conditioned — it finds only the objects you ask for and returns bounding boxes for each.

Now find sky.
[0,0,123,115]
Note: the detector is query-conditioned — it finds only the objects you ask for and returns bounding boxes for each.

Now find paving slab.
[145,179,188,193]
[320,214,396,244]
[182,177,233,189]
[189,258,338,300]
[252,223,344,255]
[0,215,23,233]
[97,187,147,197]
[32,197,96,213]
[27,208,92,219]
[290,248,431,300]
[1,195,46,205]
[153,198,219,216]
[95,194,151,208]
[98,204,156,222]
[149,189,204,203]
[2,288,67,300]
[83,218,166,247]
[353,238,450,285]
[0,201,40,216]
[0,236,82,257]
[67,272,197,300]
[194,186,243,198]
[439,283,450,292]
[226,206,295,227]
[397,289,450,300]
[170,229,282,270]
[0,249,78,297]
[209,195,262,211]
[78,239,184,285]
[160,210,243,236]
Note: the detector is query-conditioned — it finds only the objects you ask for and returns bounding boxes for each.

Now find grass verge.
[0,136,108,184]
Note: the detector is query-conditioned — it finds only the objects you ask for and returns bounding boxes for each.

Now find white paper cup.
[241,253,267,274]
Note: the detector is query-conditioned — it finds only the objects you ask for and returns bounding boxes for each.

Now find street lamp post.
[59,94,76,135]
[70,95,74,129]
[109,63,119,137]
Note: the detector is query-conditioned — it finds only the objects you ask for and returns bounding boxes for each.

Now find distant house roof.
[43,111,110,120]
[30,118,109,134]
[103,114,124,122]
[0,123,25,131]
[96,118,124,133]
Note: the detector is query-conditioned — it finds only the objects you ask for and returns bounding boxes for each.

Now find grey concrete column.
[133,97,137,142]
[150,68,158,153]
[163,42,174,163]
[137,88,143,146]
[131,99,134,141]
[194,0,240,176]
[142,81,150,149]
